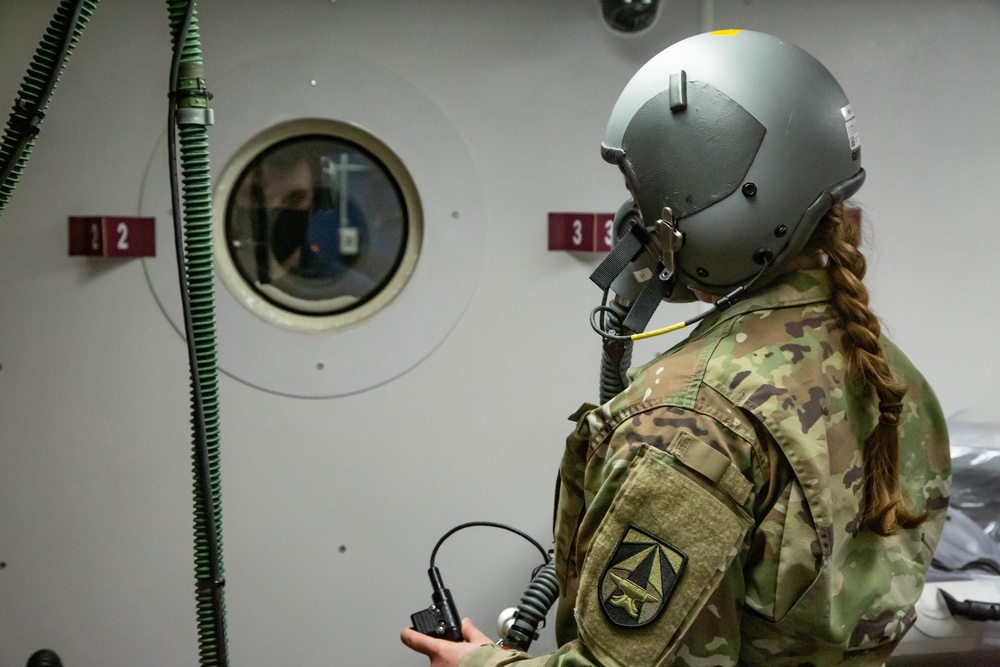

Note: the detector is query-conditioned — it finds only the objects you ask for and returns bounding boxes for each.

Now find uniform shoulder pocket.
[576,445,753,667]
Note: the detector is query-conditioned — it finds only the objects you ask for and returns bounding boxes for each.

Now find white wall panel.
[1,1,995,665]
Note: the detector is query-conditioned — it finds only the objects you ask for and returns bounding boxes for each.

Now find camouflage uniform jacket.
[460,270,950,667]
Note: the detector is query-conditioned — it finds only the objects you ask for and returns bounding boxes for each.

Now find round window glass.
[215,119,422,331]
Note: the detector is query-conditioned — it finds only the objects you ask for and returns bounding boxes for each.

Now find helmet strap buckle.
[656,206,683,271]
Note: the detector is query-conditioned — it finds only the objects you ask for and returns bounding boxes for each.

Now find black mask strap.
[623,268,674,333]
[588,223,649,291]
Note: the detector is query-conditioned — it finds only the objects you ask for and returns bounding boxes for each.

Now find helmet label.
[841,104,861,152]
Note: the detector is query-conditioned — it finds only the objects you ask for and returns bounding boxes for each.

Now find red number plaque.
[548,212,616,252]
[69,216,155,257]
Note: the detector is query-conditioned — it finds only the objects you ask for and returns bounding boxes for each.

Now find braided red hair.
[817,203,926,535]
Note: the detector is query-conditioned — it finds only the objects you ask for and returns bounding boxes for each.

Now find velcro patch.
[599,525,687,628]
[667,431,753,507]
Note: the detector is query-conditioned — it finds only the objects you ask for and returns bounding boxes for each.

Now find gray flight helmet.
[601,30,865,299]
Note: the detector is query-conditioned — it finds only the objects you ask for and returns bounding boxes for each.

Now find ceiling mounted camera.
[601,0,660,33]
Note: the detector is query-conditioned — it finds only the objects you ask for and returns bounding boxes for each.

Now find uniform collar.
[688,269,832,339]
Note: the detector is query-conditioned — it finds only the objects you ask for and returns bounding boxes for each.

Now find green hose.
[0,0,97,215]
[167,2,228,665]
[1,3,228,663]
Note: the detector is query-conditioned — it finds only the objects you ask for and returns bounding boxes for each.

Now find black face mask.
[267,208,310,264]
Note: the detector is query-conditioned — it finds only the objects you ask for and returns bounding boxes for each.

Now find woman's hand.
[401,617,493,667]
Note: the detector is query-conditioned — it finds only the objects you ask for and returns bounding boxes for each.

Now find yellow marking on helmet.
[711,29,743,36]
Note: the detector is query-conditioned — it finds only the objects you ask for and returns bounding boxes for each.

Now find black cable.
[590,305,632,341]
[429,522,550,569]
[941,589,1000,622]
[597,298,633,403]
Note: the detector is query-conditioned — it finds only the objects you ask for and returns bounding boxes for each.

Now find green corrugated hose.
[166,1,229,665]
[1,2,229,664]
[0,0,97,214]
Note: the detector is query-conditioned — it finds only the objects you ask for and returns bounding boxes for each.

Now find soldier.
[402,30,950,666]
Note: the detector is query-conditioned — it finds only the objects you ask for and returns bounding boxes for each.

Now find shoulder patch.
[599,525,687,628]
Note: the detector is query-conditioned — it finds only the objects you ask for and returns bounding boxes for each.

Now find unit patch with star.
[598,524,687,628]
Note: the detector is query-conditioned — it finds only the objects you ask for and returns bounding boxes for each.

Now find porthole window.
[214,119,422,331]
[144,51,485,396]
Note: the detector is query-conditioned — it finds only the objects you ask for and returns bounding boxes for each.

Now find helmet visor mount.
[655,206,683,277]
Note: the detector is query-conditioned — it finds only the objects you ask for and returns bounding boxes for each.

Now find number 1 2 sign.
[548,212,615,252]
[68,216,155,257]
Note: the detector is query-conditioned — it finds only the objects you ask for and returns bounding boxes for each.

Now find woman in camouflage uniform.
[402,30,950,667]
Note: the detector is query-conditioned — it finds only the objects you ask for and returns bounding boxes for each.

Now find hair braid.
[818,202,927,535]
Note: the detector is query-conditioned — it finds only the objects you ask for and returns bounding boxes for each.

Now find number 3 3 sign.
[548,212,615,252]
[69,216,155,257]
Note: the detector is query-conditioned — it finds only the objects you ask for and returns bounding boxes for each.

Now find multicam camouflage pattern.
[460,270,950,667]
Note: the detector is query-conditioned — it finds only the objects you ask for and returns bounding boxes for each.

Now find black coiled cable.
[597,298,633,404]
[502,561,559,652]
